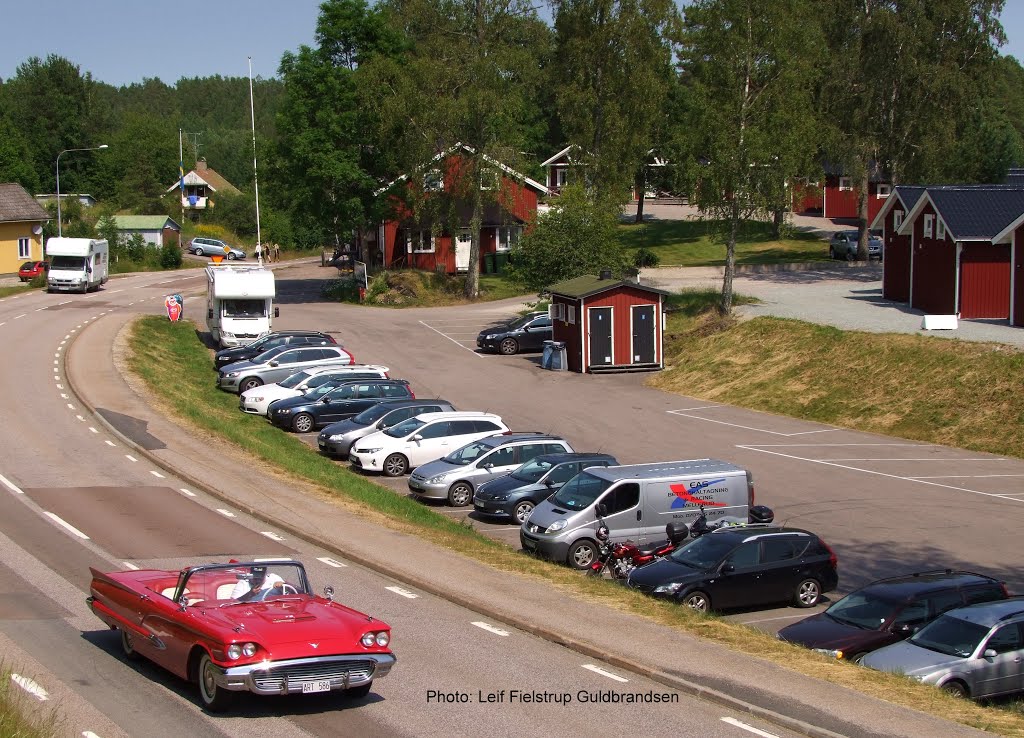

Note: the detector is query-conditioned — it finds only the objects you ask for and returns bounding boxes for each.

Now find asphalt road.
[0,268,805,738]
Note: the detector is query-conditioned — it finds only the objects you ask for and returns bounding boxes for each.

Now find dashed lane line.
[123,562,139,570]
[43,512,90,540]
[317,557,347,568]
[89,427,99,434]
[581,664,628,682]
[125,454,137,462]
[179,488,196,497]
[471,621,510,637]
[150,470,165,479]
[104,440,116,447]
[216,509,236,518]
[385,586,419,599]
[261,531,285,541]
[720,717,779,738]
[11,674,48,701]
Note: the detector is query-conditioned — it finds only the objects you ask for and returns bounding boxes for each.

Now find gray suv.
[217,345,354,393]
[318,399,456,458]
[409,433,573,507]
[862,597,1024,700]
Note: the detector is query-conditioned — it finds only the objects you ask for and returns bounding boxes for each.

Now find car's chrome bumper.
[210,652,396,695]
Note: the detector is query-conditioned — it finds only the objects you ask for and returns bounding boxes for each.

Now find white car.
[239,365,390,416]
[349,412,508,477]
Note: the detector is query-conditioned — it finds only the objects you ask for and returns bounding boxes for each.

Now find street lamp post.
[56,145,108,237]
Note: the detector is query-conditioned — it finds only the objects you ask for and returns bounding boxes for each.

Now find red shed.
[869,185,926,303]
[547,273,668,374]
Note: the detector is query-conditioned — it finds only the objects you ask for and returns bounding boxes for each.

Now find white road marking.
[260,531,285,541]
[739,445,1024,503]
[820,457,1006,462]
[317,557,347,568]
[385,586,419,599]
[83,731,103,738]
[54,360,59,365]
[89,427,98,434]
[13,313,26,320]
[35,307,46,312]
[179,488,196,496]
[720,717,779,737]
[471,621,510,637]
[11,674,49,701]
[216,509,236,518]
[906,474,1024,479]
[75,415,85,421]
[104,440,116,447]
[64,333,71,339]
[581,664,628,682]
[419,320,483,357]
[123,562,139,571]
[739,612,820,625]
[0,473,25,494]
[67,403,75,409]
[43,512,90,540]
[53,367,59,373]
[58,302,71,307]
[667,409,838,437]
[60,394,68,399]
[54,352,60,358]
[109,289,123,293]
[0,322,5,326]
[125,454,137,462]
[149,470,165,478]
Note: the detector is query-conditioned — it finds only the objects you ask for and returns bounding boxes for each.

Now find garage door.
[960,245,1010,319]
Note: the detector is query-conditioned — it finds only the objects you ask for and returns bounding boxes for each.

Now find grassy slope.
[126,313,1024,735]
[619,219,827,265]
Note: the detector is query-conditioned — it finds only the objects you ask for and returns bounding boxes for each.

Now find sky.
[1,1,1024,87]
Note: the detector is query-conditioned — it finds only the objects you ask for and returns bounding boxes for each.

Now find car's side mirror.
[412,434,423,441]
[720,563,735,574]
[482,462,494,470]
[544,478,555,487]
[596,503,607,517]
[984,648,997,659]
[177,595,189,610]
[269,361,279,367]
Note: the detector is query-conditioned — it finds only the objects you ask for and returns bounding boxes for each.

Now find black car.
[777,570,1009,662]
[477,313,552,355]
[213,331,338,370]
[268,379,413,433]
[627,526,839,612]
[473,453,618,524]
[317,399,457,458]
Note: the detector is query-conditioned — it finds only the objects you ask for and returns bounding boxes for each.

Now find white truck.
[205,264,278,348]
[46,237,109,293]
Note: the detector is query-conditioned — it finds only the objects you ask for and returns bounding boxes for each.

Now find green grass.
[0,666,61,737]
[125,314,1024,736]
[329,269,532,307]
[0,285,34,299]
[618,219,827,266]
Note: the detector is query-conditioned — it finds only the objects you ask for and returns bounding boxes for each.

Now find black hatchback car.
[473,453,619,524]
[777,570,1009,662]
[477,313,552,355]
[268,379,413,433]
[213,330,337,370]
[627,526,839,612]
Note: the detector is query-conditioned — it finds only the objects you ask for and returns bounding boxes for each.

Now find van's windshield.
[222,299,267,318]
[50,255,86,270]
[549,472,612,510]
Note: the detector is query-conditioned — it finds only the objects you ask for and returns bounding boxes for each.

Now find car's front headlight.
[362,631,389,647]
[278,408,291,414]
[490,493,509,501]
[225,371,240,378]
[427,474,449,484]
[329,434,346,441]
[358,447,382,455]
[226,644,242,660]
[485,334,496,340]
[653,582,684,595]
[813,648,844,659]
[223,332,236,339]
[547,520,566,532]
[242,642,258,657]
[250,397,263,403]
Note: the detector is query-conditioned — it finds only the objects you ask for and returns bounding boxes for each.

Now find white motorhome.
[205,264,277,348]
[46,238,109,293]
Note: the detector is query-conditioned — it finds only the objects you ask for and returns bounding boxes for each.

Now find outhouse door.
[631,305,656,363]
[588,306,613,367]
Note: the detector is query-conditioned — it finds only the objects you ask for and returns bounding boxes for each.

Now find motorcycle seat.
[637,538,670,557]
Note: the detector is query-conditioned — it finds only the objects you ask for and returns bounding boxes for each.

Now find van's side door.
[596,483,642,543]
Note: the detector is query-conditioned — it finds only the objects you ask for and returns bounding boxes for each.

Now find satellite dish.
[32,224,43,235]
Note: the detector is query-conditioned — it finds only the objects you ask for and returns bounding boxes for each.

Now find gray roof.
[0,183,49,223]
[892,185,926,210]
[548,274,669,299]
[928,186,1024,240]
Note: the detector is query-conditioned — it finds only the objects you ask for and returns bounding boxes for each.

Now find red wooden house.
[376,145,547,274]
[548,272,668,373]
[870,185,926,302]
[822,172,892,222]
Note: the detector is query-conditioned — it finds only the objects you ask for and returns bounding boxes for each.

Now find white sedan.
[239,365,390,416]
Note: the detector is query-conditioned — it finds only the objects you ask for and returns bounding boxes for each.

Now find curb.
[64,291,860,738]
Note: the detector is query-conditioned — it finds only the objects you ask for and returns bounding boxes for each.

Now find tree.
[0,118,41,192]
[92,113,178,211]
[362,0,549,298]
[505,184,629,291]
[676,0,823,314]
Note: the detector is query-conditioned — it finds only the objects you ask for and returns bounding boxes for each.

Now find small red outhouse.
[547,273,668,373]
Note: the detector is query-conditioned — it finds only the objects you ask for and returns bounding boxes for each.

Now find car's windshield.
[668,535,737,570]
[549,472,612,510]
[385,417,426,438]
[251,345,290,363]
[909,614,990,658]
[512,457,556,482]
[443,440,492,465]
[353,404,400,426]
[222,298,267,318]
[50,255,86,270]
[504,315,531,330]
[177,561,311,605]
[824,592,900,630]
[279,371,312,389]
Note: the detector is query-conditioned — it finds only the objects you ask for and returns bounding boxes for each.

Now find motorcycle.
[588,519,690,580]
[689,503,776,538]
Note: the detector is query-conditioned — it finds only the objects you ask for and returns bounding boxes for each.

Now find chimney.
[599,269,612,280]
[196,158,208,172]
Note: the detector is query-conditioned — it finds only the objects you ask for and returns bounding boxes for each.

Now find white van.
[520,459,755,569]
[46,237,108,293]
[205,264,277,348]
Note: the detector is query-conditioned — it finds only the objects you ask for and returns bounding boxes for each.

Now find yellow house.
[0,183,48,274]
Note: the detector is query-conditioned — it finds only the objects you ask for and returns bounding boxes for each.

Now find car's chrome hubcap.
[800,583,818,604]
[203,663,215,698]
[573,548,593,566]
[515,504,532,523]
[687,596,707,611]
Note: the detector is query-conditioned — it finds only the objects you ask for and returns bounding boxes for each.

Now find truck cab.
[205,265,278,348]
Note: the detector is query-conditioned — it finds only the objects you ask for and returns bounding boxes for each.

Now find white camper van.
[205,264,278,348]
[46,238,109,293]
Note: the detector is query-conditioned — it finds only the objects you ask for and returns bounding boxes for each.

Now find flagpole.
[178,128,185,229]
[248,56,262,266]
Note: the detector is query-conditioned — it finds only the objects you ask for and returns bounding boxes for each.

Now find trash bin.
[493,252,510,274]
[483,253,496,274]
[541,340,567,371]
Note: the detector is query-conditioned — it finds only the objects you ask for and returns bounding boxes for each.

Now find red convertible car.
[87,559,395,711]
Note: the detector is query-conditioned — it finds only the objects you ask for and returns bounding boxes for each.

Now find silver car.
[862,598,1024,699]
[829,230,882,261]
[217,345,354,393]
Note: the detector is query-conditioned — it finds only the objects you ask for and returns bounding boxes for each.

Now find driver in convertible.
[230,566,285,601]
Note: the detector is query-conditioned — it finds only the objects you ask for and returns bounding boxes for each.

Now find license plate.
[302,680,332,694]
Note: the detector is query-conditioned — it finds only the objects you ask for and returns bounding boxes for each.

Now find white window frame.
[549,302,565,321]
[567,305,576,325]
[876,184,891,199]
[423,169,443,192]
[937,219,946,240]
[496,225,522,253]
[555,167,568,187]
[838,176,853,192]
[18,238,30,259]
[893,210,903,229]
[923,214,934,239]
[406,230,435,254]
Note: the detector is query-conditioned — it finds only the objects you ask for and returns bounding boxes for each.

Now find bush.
[160,242,183,269]
[321,278,361,302]
[29,275,47,289]
[634,247,660,268]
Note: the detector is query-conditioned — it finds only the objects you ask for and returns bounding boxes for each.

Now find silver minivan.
[217,345,354,393]
[520,458,755,569]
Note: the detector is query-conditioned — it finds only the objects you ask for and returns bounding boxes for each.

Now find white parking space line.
[471,621,510,637]
[75,415,85,422]
[385,586,419,599]
[149,470,165,478]
[83,731,102,738]
[58,302,71,307]
[0,473,25,494]
[720,716,779,738]
[11,674,49,701]
[216,509,236,518]
[738,612,821,625]
[668,409,838,436]
[123,562,139,570]
[44,512,90,540]
[819,457,1007,462]
[104,440,116,447]
[89,427,99,434]
[179,488,196,497]
[66,403,75,409]
[125,454,137,462]
[581,664,628,682]
[908,474,1024,479]
[739,445,1024,503]
[260,531,285,541]
[419,320,483,357]
[317,557,347,568]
